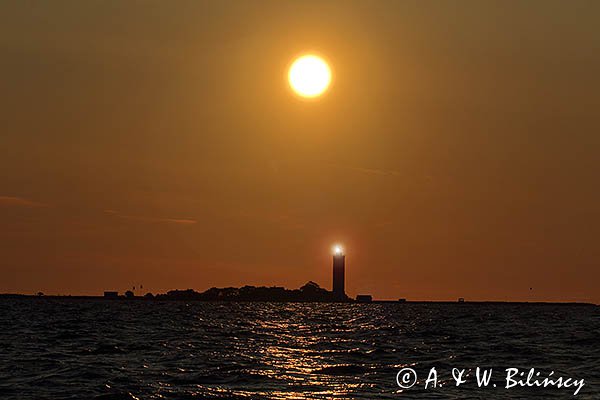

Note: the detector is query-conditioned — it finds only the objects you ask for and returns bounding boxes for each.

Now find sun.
[288,54,332,98]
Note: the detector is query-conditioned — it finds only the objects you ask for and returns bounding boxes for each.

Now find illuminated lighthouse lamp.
[333,245,343,255]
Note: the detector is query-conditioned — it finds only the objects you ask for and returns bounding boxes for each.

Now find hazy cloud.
[0,196,47,208]
[327,163,401,177]
[103,210,197,225]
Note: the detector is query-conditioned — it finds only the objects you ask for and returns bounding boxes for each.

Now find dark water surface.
[1,299,599,399]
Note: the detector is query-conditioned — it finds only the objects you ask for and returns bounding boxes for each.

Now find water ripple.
[0,299,599,399]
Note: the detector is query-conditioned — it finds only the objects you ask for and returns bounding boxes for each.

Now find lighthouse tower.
[332,246,345,299]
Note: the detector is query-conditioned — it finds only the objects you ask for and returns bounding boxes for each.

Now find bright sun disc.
[288,55,331,98]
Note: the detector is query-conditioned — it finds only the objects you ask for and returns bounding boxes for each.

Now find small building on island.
[356,294,373,303]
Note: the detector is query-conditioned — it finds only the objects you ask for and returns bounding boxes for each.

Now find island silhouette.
[154,281,350,302]
[1,247,598,305]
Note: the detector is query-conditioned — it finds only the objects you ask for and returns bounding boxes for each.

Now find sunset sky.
[1,1,599,302]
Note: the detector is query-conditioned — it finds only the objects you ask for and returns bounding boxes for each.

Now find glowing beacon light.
[333,245,343,255]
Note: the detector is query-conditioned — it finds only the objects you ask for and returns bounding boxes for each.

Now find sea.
[1,299,599,399]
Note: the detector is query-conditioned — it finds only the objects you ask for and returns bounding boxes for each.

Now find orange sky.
[1,1,599,302]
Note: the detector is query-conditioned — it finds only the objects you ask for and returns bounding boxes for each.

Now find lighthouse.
[332,245,345,299]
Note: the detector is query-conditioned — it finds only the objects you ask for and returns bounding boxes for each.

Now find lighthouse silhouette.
[332,246,345,300]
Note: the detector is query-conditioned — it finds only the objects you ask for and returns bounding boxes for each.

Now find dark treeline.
[155,281,350,302]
